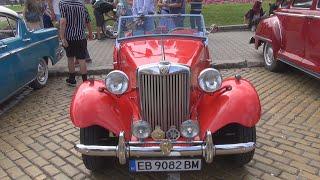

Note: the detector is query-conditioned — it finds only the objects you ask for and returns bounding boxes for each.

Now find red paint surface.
[255,0,320,74]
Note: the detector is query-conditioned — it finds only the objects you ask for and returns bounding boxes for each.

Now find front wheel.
[229,126,256,166]
[29,58,48,89]
[213,124,256,166]
[80,125,117,171]
[263,42,285,72]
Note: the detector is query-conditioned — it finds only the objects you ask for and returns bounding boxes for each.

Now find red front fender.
[70,80,132,139]
[198,78,261,138]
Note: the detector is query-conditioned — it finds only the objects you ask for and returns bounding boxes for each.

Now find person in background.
[24,0,43,30]
[114,0,133,16]
[269,0,281,15]
[244,0,264,31]
[158,0,175,29]
[41,0,54,28]
[48,0,61,26]
[158,0,170,14]
[132,0,155,16]
[59,0,93,86]
[91,0,115,40]
[167,0,184,27]
[189,0,203,31]
[132,0,156,33]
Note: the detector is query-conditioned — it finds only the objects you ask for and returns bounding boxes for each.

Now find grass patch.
[6,2,271,28]
[201,2,270,26]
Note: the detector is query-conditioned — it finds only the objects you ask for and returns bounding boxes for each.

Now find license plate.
[129,159,201,172]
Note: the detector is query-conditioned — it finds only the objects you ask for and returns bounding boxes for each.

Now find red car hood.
[119,37,204,67]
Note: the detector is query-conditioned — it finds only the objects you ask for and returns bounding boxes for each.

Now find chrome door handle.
[0,45,7,49]
[22,38,31,42]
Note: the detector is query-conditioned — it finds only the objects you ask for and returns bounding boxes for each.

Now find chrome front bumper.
[75,131,255,165]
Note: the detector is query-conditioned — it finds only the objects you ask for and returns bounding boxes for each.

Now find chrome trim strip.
[0,35,59,61]
[117,34,207,42]
[278,58,320,79]
[75,131,256,164]
[275,12,320,19]
[255,35,271,43]
[129,141,204,145]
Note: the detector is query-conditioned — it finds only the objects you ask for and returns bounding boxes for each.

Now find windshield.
[117,14,206,40]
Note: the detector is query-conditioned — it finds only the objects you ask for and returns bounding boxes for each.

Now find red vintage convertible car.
[252,0,320,78]
[70,14,261,172]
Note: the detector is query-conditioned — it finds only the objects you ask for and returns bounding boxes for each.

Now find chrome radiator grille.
[138,63,190,131]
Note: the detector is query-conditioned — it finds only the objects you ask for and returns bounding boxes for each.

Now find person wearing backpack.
[92,0,114,40]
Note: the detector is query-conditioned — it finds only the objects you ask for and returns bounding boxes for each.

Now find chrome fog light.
[198,68,222,93]
[105,70,129,95]
[132,120,151,139]
[180,120,199,138]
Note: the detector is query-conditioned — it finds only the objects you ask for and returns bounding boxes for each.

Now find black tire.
[263,42,285,72]
[104,18,117,39]
[213,124,256,166]
[229,126,256,166]
[29,58,48,89]
[80,125,117,171]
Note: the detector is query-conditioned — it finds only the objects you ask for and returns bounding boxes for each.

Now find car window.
[7,17,17,37]
[318,0,320,8]
[281,0,291,8]
[0,15,17,40]
[292,0,313,8]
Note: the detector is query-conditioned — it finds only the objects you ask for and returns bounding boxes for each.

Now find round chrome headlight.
[105,70,129,95]
[132,120,151,139]
[180,120,199,138]
[198,68,222,93]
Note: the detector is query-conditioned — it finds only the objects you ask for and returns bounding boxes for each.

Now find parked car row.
[0,6,63,103]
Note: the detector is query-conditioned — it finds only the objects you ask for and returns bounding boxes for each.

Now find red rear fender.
[198,78,261,138]
[70,80,132,139]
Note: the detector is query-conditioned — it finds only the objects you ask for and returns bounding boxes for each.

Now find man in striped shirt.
[59,0,93,86]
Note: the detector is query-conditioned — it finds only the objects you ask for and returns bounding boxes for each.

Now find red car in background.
[70,14,261,172]
[253,0,320,78]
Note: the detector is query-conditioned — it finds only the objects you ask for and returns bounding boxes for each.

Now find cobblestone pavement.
[0,67,320,180]
[48,31,261,74]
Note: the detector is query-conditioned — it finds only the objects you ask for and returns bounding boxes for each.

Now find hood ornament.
[160,139,173,155]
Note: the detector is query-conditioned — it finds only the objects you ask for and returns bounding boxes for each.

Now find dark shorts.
[94,9,104,27]
[64,39,87,59]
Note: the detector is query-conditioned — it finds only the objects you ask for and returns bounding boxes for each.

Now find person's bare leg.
[96,27,102,39]
[66,57,77,86]
[78,59,88,81]
[68,57,76,73]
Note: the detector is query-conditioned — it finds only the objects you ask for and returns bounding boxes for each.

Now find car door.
[303,0,320,74]
[278,0,312,66]
[0,14,20,103]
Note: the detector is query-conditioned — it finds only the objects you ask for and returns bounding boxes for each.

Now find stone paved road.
[0,67,319,180]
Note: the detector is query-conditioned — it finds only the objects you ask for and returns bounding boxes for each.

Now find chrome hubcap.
[37,60,48,85]
[264,44,274,66]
